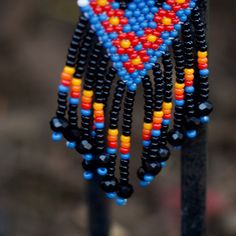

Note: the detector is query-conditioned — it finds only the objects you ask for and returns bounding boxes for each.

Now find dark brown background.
[0,0,235,235]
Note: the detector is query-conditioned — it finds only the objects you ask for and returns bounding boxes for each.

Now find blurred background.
[0,0,235,235]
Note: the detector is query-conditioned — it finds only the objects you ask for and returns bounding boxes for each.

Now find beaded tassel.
[50,0,213,205]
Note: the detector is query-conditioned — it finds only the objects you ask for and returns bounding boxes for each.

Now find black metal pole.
[87,176,110,236]
[181,1,208,235]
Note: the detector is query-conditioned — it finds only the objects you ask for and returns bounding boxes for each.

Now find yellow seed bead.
[198,51,208,58]
[72,78,82,86]
[131,57,141,65]
[147,34,157,43]
[93,102,104,110]
[83,90,94,98]
[109,16,120,26]
[97,0,108,6]
[121,135,131,143]
[108,129,119,136]
[154,111,164,117]
[162,17,172,25]
[120,39,131,49]
[143,123,152,130]
[184,68,194,75]
[175,82,185,89]
[176,0,185,4]
[64,66,75,75]
[163,102,172,110]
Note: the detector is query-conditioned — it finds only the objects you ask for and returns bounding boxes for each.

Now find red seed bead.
[163,114,171,119]
[71,91,80,98]
[109,141,117,148]
[95,116,104,122]
[117,47,125,54]
[175,94,184,100]
[82,103,92,110]
[61,80,71,86]
[153,123,162,130]
[143,129,151,135]
[120,147,129,154]
[136,64,144,70]
[142,133,151,140]
[185,80,193,86]
[198,63,208,69]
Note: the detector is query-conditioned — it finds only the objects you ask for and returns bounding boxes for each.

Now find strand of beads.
[168,38,185,147]
[182,21,199,139]
[93,53,110,176]
[101,80,126,199]
[50,15,88,142]
[192,6,213,122]
[64,30,95,149]
[138,75,162,187]
[116,89,136,205]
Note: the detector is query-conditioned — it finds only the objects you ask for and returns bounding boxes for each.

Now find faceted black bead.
[76,139,93,154]
[82,160,95,171]
[157,146,170,162]
[63,126,81,141]
[96,153,109,167]
[196,101,213,117]
[143,159,162,175]
[100,176,118,193]
[137,167,145,181]
[168,129,185,147]
[50,117,68,132]
[186,117,200,130]
[117,183,134,199]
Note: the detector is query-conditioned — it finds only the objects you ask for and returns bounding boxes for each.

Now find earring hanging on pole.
[50,0,213,205]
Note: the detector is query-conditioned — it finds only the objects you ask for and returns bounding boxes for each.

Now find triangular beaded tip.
[77,0,197,90]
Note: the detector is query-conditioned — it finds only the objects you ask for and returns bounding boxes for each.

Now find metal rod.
[181,1,208,235]
[87,176,110,236]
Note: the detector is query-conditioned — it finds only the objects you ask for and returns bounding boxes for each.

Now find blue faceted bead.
[97,167,108,176]
[139,181,150,187]
[66,141,76,149]
[116,198,127,206]
[83,171,93,180]
[83,153,93,161]
[200,116,210,124]
[52,132,63,142]
[186,130,197,139]
[144,174,154,182]
[106,192,117,199]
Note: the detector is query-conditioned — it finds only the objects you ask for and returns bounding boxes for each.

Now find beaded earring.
[50,0,213,205]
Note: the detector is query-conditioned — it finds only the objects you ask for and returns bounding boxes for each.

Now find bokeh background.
[0,0,235,235]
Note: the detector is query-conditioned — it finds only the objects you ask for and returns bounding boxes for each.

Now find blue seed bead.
[170,30,178,38]
[58,85,69,93]
[132,24,140,31]
[134,10,141,17]
[131,71,139,78]
[162,3,171,10]
[97,29,105,36]
[139,69,147,76]
[149,21,157,29]
[109,32,118,39]
[147,0,155,6]
[162,119,170,125]
[151,130,161,137]
[155,50,163,57]
[117,69,126,77]
[66,141,76,149]
[199,69,209,76]
[83,153,93,161]
[99,14,107,21]
[106,192,117,199]
[184,9,191,16]
[121,54,129,62]
[110,46,117,53]
[114,62,123,69]
[128,3,136,10]
[165,39,172,46]
[144,63,152,70]
[111,2,120,9]
[116,198,127,206]
[104,41,112,48]
[120,153,131,160]
[123,24,132,32]
[134,44,143,51]
[176,100,185,106]
[142,140,151,147]
[83,171,93,181]
[189,2,196,8]
[180,15,187,22]
[162,32,170,39]
[91,130,96,137]
[185,86,195,93]
[174,146,182,150]
[139,181,150,187]
[186,130,197,139]
[200,116,210,124]
[174,24,181,31]
[52,132,63,142]
[107,148,116,154]
[95,122,105,129]
[134,77,141,84]
[176,10,184,17]
[136,30,144,36]
[69,98,79,105]
[128,83,137,91]
[161,162,167,168]
[144,174,154,182]
[151,6,158,13]
[81,109,91,116]
[146,13,154,20]
[142,7,149,14]
[129,18,136,25]
[140,21,148,28]
[97,167,108,176]
[138,2,145,9]
[125,11,132,18]
[111,54,120,62]
[159,45,167,52]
